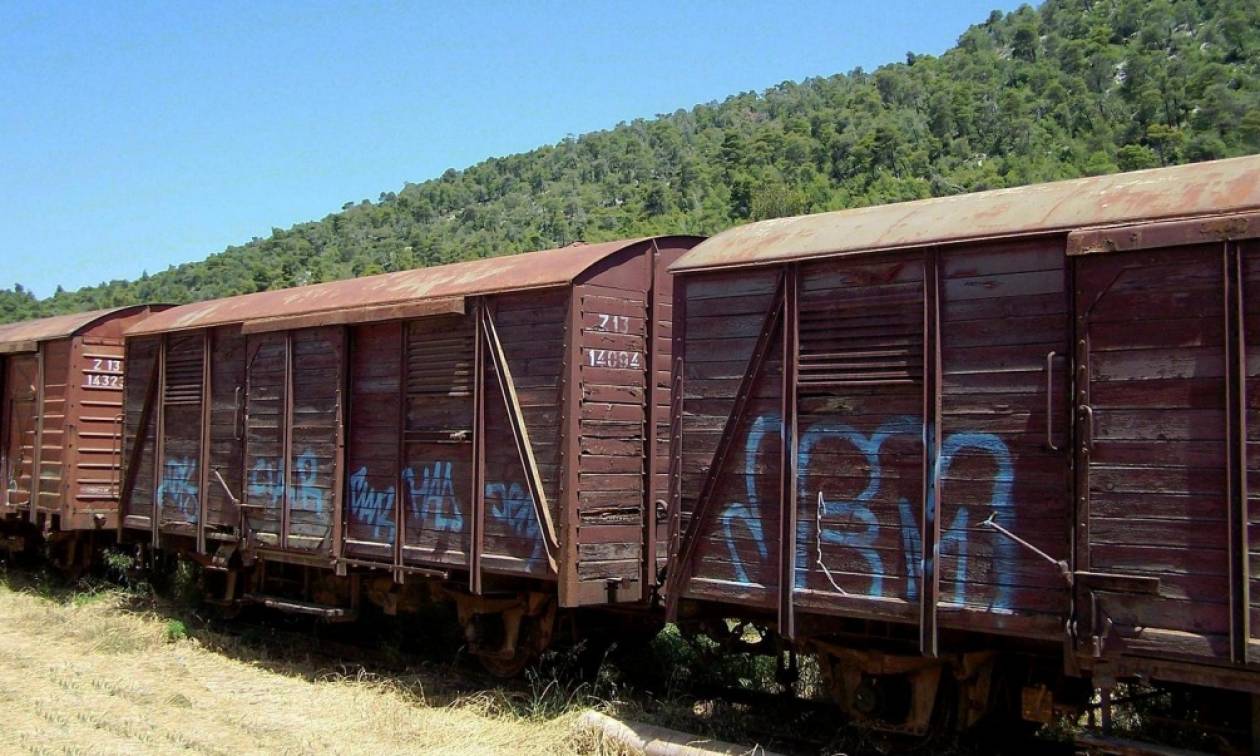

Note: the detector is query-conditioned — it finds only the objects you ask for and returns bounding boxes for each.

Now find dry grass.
[0,579,604,755]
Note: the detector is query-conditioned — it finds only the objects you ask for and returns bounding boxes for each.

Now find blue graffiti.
[795,416,920,595]
[289,450,325,514]
[344,460,543,566]
[246,450,326,514]
[720,414,778,583]
[403,462,464,534]
[933,432,1014,611]
[157,456,198,522]
[720,415,1019,612]
[486,481,542,565]
[898,499,972,605]
[348,467,396,542]
[248,459,284,509]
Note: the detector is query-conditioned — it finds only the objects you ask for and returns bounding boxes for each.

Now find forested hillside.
[4,0,1259,323]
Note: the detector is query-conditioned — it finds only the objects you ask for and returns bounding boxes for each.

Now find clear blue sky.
[1,1,1021,297]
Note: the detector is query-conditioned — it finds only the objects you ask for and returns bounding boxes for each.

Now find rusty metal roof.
[128,238,653,336]
[672,155,1260,272]
[0,306,154,352]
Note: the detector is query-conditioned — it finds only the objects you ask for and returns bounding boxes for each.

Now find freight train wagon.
[0,305,166,573]
[119,236,698,673]
[664,155,1260,734]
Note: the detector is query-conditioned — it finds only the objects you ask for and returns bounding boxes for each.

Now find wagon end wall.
[563,237,699,606]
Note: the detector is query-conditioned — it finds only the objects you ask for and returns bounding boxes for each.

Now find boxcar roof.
[672,154,1260,272]
[0,305,156,353]
[128,237,653,336]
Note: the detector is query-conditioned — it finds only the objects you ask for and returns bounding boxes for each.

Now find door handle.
[1045,351,1058,451]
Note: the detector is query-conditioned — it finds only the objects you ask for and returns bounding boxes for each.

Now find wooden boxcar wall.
[340,237,695,607]
[1070,228,1260,679]
[121,336,159,533]
[124,326,344,557]
[651,244,688,584]
[120,237,696,608]
[671,238,1073,645]
[241,327,345,556]
[33,339,70,523]
[565,241,655,604]
[1,309,155,531]
[342,297,563,580]
[1,353,39,517]
[65,322,143,530]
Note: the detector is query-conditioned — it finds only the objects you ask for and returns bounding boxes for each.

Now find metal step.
[241,593,357,622]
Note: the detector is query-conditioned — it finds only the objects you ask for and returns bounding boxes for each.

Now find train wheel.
[473,596,557,678]
[48,533,93,582]
[478,633,537,678]
[815,644,994,738]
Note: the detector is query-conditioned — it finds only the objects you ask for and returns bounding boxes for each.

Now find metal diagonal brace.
[117,348,161,533]
[480,306,561,574]
[980,512,1072,586]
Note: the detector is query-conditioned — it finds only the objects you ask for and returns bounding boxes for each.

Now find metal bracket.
[211,467,240,507]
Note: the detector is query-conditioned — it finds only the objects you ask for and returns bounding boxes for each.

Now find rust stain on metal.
[673,155,1260,272]
[128,239,653,336]
[0,305,164,353]
[1066,209,1260,256]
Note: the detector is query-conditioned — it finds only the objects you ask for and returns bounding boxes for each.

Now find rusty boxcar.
[665,155,1260,733]
[120,236,698,672]
[0,305,166,571]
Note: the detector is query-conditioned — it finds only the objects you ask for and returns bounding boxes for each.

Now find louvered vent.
[405,315,475,442]
[163,335,204,404]
[797,287,923,388]
[406,316,474,397]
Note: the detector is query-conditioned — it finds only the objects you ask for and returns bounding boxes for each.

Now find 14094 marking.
[589,311,640,368]
[587,349,641,369]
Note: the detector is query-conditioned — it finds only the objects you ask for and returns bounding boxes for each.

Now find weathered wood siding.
[572,277,648,599]
[33,339,70,517]
[157,332,204,535]
[205,327,246,538]
[242,328,344,554]
[792,255,925,620]
[344,320,405,562]
[121,336,160,529]
[677,270,782,607]
[401,313,475,569]
[1078,244,1232,661]
[674,240,1073,640]
[484,292,565,579]
[2,354,39,513]
[938,240,1070,634]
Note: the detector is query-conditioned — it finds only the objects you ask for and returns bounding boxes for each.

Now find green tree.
[7,0,1260,324]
